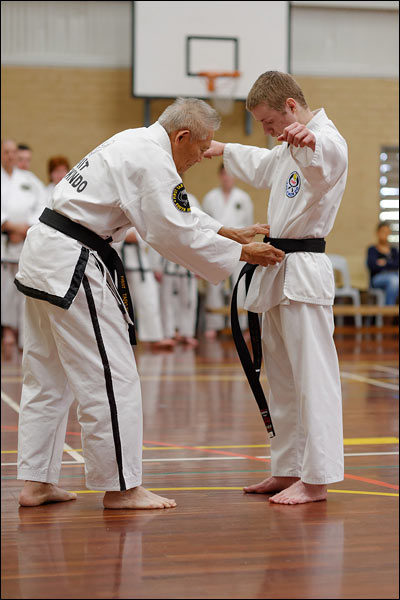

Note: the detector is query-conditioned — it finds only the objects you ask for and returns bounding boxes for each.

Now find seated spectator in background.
[45,155,70,206]
[367,222,399,305]
[17,144,33,171]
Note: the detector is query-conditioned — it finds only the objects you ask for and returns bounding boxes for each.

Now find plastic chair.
[327,254,362,328]
[365,287,385,327]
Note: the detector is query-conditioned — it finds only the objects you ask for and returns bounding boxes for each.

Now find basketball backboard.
[132,1,289,101]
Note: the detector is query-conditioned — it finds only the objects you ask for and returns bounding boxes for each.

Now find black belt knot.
[39,208,136,345]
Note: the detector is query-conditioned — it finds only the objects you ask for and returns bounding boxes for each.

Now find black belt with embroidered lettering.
[231,236,326,438]
[39,208,136,345]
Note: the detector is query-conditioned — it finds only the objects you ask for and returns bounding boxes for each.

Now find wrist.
[218,226,240,243]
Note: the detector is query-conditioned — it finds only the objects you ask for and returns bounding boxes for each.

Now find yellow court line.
[1,437,398,454]
[71,487,398,497]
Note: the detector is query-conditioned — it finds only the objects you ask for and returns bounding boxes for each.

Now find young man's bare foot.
[243,476,300,494]
[103,486,177,510]
[269,480,327,505]
[19,481,77,506]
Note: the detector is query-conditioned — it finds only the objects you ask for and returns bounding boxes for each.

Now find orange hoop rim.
[197,70,240,92]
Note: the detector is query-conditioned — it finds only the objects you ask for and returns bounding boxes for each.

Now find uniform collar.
[305,108,327,132]
[147,121,173,156]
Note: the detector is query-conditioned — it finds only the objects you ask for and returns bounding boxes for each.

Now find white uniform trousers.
[126,270,163,342]
[160,274,198,339]
[17,253,143,491]
[262,300,344,484]
[1,260,25,348]
[205,261,247,331]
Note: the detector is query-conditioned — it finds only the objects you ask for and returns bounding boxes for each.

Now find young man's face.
[171,130,213,175]
[251,102,297,138]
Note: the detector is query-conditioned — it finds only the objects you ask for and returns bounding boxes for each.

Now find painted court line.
[3,437,399,453]
[340,372,398,391]
[2,450,399,467]
[1,391,84,464]
[2,371,399,390]
[70,487,398,498]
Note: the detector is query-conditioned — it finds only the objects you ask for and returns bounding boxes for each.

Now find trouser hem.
[17,469,59,485]
[85,476,142,492]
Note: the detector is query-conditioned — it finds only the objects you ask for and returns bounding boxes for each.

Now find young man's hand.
[278,122,316,151]
[204,140,226,158]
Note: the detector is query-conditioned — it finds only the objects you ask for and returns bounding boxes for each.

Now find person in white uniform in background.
[17,144,34,172]
[202,163,254,337]
[158,191,202,347]
[121,226,175,350]
[14,98,285,510]
[1,140,46,359]
[45,156,71,207]
[205,71,348,505]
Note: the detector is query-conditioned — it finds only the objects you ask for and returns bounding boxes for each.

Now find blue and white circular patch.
[286,171,301,198]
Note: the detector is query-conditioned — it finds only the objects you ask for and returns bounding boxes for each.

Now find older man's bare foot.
[243,476,300,494]
[19,481,77,506]
[269,480,327,505]
[103,486,177,510]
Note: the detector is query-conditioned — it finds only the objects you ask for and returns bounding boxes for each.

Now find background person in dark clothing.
[367,222,399,305]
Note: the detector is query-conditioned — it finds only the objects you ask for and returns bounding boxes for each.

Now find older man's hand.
[219,224,270,244]
[241,242,285,267]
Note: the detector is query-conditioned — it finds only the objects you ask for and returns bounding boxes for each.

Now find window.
[379,146,399,245]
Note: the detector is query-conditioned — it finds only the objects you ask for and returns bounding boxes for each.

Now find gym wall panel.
[1,66,397,288]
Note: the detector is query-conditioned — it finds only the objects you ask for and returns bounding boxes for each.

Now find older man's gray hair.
[158,98,221,141]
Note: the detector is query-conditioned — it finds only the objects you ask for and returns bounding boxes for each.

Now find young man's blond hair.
[246,71,308,112]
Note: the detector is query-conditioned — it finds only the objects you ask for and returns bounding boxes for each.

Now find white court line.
[2,451,398,467]
[2,371,399,390]
[1,390,84,464]
[340,372,399,391]
[371,364,399,376]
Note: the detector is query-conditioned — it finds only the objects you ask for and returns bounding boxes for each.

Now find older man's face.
[171,130,213,175]
[1,141,18,172]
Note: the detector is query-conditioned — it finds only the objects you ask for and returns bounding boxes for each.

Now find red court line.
[344,473,399,490]
[143,440,270,463]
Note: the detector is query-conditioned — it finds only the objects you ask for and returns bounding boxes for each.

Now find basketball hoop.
[197,70,240,115]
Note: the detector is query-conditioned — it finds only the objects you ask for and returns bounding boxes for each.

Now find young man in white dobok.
[205,72,348,505]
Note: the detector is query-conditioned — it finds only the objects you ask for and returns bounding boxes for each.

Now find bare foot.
[103,486,177,510]
[181,337,199,347]
[269,480,327,505]
[152,339,176,351]
[243,476,300,494]
[19,481,77,506]
[204,330,217,339]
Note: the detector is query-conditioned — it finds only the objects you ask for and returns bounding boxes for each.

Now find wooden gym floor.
[1,329,398,599]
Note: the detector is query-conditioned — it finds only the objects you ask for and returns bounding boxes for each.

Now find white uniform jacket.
[1,167,46,262]
[223,109,348,313]
[15,122,241,308]
[202,186,253,229]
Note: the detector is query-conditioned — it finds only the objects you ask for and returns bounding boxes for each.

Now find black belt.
[39,208,136,345]
[230,236,326,438]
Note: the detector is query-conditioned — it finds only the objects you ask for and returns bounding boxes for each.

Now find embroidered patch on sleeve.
[172,183,191,212]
